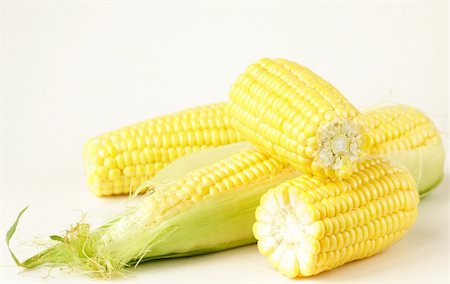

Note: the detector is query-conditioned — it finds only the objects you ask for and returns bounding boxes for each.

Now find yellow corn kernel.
[253,157,419,278]
[229,58,371,178]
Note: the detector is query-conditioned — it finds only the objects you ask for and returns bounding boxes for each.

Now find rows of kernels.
[316,229,408,274]
[254,158,419,278]
[363,105,442,154]
[88,163,166,196]
[372,123,440,154]
[273,58,355,111]
[87,129,237,166]
[149,149,289,218]
[231,65,322,160]
[83,103,242,196]
[229,58,368,178]
[319,210,417,253]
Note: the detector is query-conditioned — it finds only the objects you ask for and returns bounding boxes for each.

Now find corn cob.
[253,157,419,278]
[8,143,299,278]
[83,102,241,196]
[229,58,371,178]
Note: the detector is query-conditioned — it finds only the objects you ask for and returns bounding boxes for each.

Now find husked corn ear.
[137,147,289,211]
[229,58,371,178]
[83,102,241,196]
[100,147,294,253]
[253,157,419,278]
[364,104,444,196]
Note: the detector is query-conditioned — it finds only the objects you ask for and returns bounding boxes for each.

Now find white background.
[0,0,448,283]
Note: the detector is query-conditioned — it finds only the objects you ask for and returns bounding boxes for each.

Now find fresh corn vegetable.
[8,47,444,281]
[229,58,371,178]
[8,143,299,278]
[253,157,420,278]
[83,102,241,196]
[84,102,443,197]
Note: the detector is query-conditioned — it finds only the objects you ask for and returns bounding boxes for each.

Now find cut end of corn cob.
[254,157,419,278]
[315,118,371,177]
[229,58,371,178]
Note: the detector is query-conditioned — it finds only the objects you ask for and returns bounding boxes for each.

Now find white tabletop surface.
[1,0,448,283]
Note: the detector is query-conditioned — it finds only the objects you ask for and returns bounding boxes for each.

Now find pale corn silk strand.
[358,92,448,137]
[416,147,423,189]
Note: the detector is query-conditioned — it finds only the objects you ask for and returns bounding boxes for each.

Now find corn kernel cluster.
[83,102,241,196]
[364,105,442,154]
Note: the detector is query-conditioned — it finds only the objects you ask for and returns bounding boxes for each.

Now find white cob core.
[317,119,361,170]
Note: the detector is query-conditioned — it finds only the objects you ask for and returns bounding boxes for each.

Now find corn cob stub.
[83,102,241,196]
[229,58,371,179]
[253,157,419,278]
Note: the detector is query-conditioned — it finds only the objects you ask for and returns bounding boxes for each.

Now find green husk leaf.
[134,142,254,196]
[6,205,29,267]
[49,235,65,242]
[137,167,298,262]
[387,143,445,197]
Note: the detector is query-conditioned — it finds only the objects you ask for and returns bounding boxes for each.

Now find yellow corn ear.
[229,58,371,178]
[83,102,241,196]
[253,157,419,278]
[364,104,444,196]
